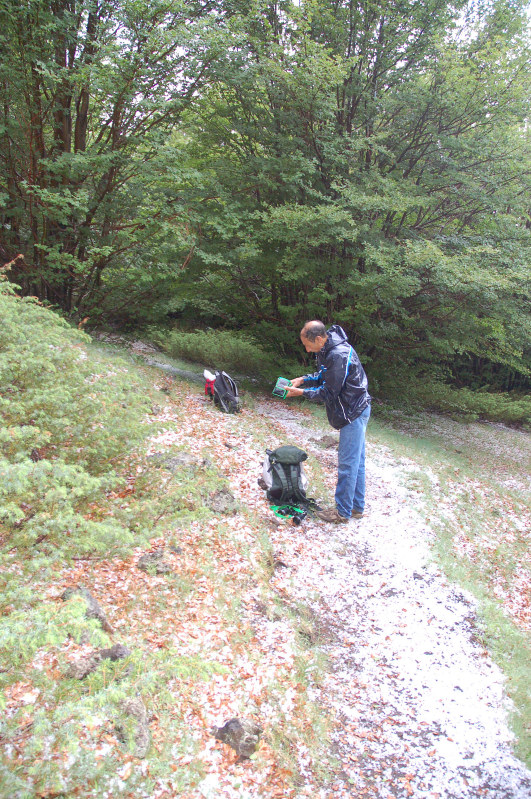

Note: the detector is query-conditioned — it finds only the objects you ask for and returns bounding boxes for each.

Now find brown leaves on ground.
[3,382,312,798]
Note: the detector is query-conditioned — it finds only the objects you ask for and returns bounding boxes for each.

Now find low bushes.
[410,382,530,427]
[149,327,299,382]
[149,325,530,426]
[0,278,248,796]
[0,276,155,558]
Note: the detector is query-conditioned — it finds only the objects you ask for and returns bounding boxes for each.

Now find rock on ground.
[115,697,151,759]
[212,718,263,759]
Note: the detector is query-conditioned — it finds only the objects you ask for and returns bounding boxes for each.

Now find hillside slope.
[1,289,530,797]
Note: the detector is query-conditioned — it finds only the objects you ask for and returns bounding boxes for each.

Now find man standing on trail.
[286,321,371,523]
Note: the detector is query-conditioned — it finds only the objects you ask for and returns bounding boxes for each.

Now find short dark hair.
[301,320,326,342]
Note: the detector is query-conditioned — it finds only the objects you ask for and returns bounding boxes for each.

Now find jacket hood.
[324,325,348,353]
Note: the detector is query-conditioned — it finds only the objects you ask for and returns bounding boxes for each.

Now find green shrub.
[149,327,295,380]
[374,364,530,427]
[0,275,154,558]
[413,382,531,426]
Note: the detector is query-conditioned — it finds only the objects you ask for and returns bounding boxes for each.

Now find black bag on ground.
[213,370,241,413]
[262,446,309,505]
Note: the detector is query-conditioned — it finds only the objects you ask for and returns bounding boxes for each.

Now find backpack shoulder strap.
[267,461,292,503]
[288,464,308,504]
[222,371,238,397]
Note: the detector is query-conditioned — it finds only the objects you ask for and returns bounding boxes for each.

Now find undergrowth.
[374,379,530,427]
[147,327,285,381]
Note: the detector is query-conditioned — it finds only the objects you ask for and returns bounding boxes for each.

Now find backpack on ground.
[262,445,309,505]
[204,369,241,413]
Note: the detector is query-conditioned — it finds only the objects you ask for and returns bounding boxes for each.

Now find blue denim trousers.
[334,405,371,518]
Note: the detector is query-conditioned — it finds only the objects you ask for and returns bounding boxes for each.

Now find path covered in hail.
[255,400,531,799]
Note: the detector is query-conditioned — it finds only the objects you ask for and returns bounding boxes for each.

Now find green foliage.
[0,275,153,557]
[410,383,531,426]
[158,0,530,402]
[0,0,230,313]
[150,327,297,381]
[1,0,530,408]
[0,275,235,559]
[0,647,222,798]
[0,597,109,672]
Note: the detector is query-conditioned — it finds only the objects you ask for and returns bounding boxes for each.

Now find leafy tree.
[166,0,530,392]
[0,0,228,313]
[0,0,529,399]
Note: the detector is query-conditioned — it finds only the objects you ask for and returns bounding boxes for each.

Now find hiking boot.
[315,506,349,524]
[351,510,364,519]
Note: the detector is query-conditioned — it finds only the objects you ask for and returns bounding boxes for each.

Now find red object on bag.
[205,378,215,398]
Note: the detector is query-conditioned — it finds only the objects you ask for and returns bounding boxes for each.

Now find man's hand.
[285,386,304,397]
[290,377,304,388]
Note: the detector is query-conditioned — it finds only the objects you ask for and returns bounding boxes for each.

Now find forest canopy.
[0,0,529,401]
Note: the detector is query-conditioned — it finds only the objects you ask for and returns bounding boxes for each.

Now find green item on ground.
[270,504,307,525]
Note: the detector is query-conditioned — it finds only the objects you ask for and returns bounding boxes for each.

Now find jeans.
[335,405,371,518]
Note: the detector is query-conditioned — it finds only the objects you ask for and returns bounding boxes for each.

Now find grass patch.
[373,372,531,427]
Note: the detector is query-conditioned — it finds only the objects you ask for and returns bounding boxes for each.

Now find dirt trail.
[254,400,531,799]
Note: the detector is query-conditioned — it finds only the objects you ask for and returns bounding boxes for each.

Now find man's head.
[300,320,327,353]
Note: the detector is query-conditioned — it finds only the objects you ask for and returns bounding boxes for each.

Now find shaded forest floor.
[2,337,530,798]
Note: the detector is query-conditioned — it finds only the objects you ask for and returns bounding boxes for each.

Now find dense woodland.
[0,0,529,407]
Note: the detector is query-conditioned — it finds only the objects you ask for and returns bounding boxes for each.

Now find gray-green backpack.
[262,446,309,505]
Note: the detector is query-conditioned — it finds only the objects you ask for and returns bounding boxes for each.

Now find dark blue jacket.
[302,325,370,429]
